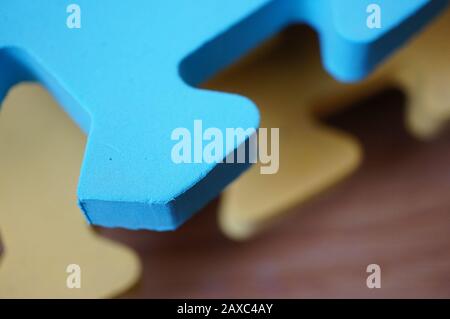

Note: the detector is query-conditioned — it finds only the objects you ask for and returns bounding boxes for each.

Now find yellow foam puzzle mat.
[208,8,450,240]
[0,84,141,298]
[379,7,450,139]
[205,28,363,240]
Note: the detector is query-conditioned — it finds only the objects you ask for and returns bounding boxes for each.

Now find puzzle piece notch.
[0,0,447,231]
[0,84,141,298]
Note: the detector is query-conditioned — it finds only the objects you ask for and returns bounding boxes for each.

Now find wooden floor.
[102,89,450,298]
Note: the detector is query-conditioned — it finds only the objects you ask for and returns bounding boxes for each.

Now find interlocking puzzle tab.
[206,28,363,240]
[0,0,447,231]
[0,84,140,298]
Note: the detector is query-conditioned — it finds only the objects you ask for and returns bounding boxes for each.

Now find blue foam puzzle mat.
[0,0,447,230]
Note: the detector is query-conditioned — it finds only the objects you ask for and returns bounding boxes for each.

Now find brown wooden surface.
[101,89,450,298]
